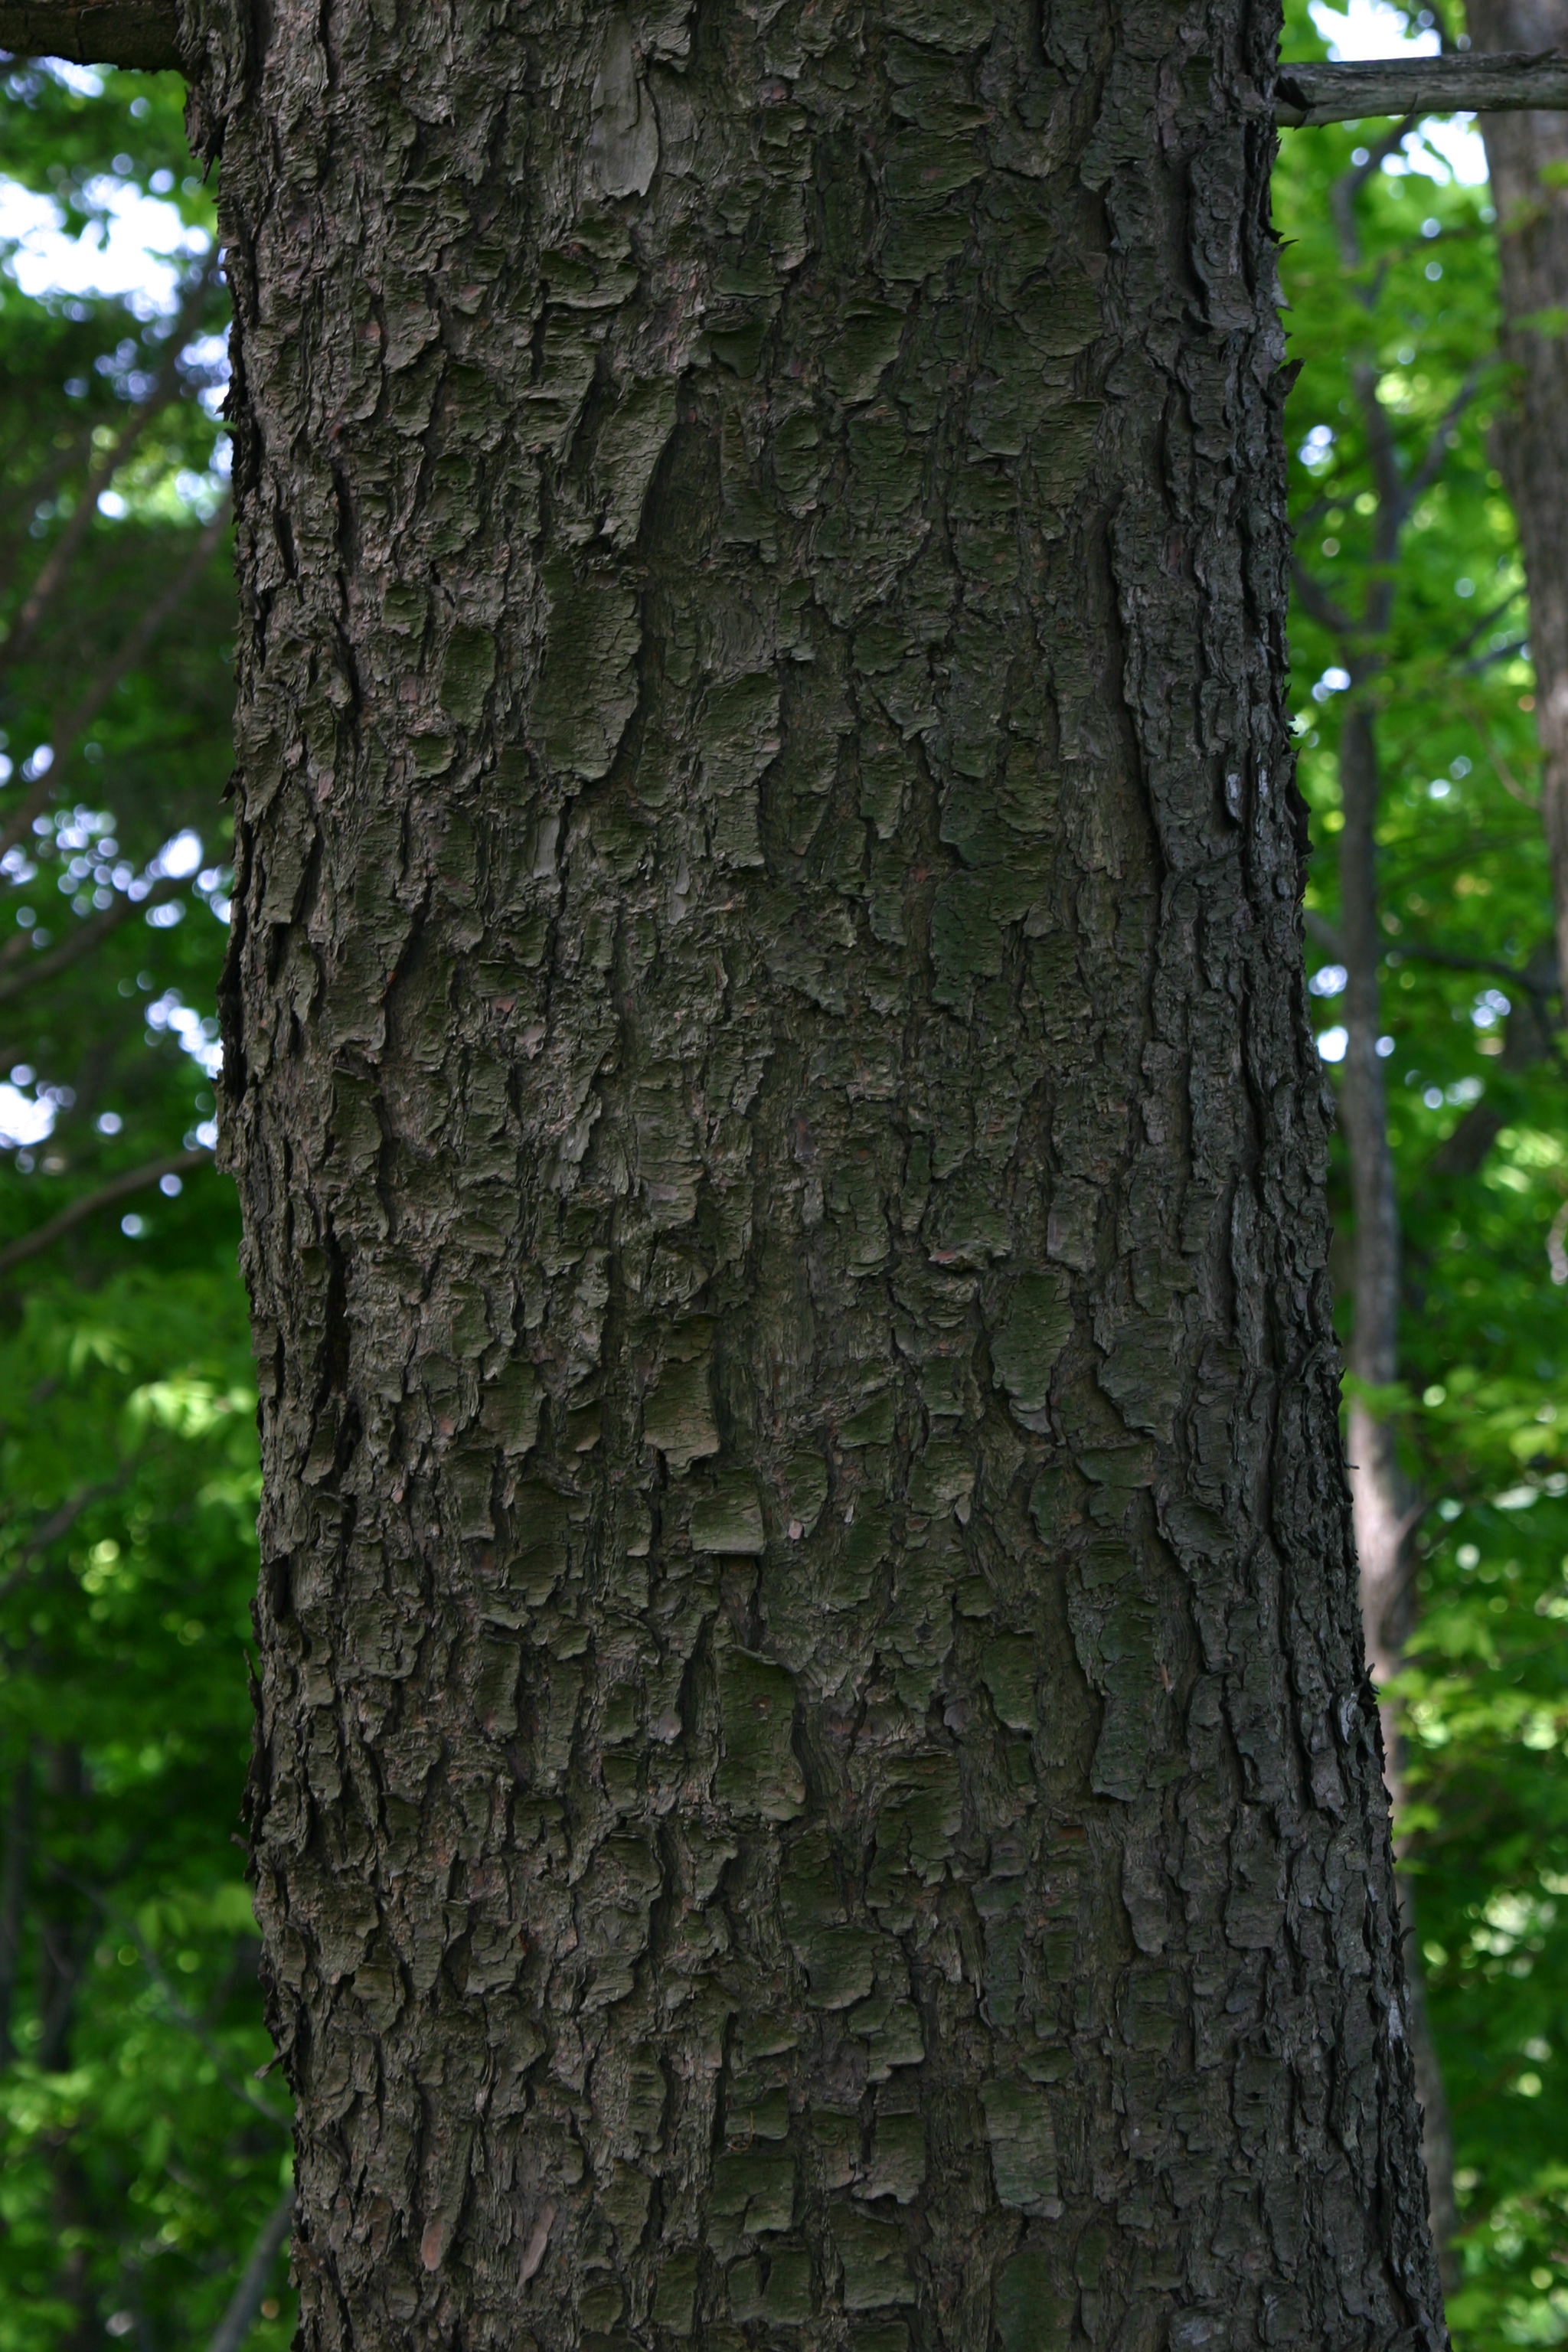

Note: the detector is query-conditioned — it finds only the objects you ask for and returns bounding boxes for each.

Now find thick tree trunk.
[1468,0,1568,1000]
[205,4,1446,2347]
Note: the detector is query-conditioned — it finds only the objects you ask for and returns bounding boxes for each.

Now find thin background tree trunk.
[205,2188,296,2352]
[1292,121,1470,2283]
[1468,0,1568,997]
[1337,705,1461,2285]
[201,2,1448,2345]
[0,1751,30,2066]
[1338,707,1411,1701]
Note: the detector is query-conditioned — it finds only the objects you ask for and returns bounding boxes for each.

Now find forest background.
[0,2,1563,2347]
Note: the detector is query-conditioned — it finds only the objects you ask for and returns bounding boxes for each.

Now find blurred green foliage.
[1282,4,1568,2342]
[0,49,292,2352]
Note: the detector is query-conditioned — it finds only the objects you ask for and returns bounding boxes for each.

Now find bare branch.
[0,422,95,566]
[0,1468,135,1606]
[1279,51,1568,128]
[1353,360,1407,556]
[47,1864,291,2138]
[1308,903,1555,1004]
[16,1474,129,1565]
[1458,633,1530,679]
[0,0,181,67]
[1461,701,1538,805]
[0,258,220,678]
[206,2190,296,2352]
[1333,117,1418,269]
[0,1148,213,1276]
[0,494,231,867]
[0,874,185,1009]
[1292,558,1357,640]
[1333,358,1481,641]
[1391,939,1553,995]
[1408,364,1483,506]
[1447,586,1523,666]
[1429,1099,1505,1179]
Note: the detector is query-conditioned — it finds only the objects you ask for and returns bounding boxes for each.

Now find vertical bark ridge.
[209,3,1447,2347]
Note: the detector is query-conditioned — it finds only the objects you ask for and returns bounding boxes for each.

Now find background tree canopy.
[0,50,290,2352]
[1281,3,1568,2341]
[1,5,1566,2347]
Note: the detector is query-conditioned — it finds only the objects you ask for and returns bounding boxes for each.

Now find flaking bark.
[205,4,1447,2348]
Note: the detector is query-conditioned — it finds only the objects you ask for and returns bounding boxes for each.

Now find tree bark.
[0,0,179,69]
[1468,0,1568,1000]
[207,5,1447,2348]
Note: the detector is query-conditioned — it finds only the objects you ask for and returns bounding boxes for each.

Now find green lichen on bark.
[209,1,1448,2347]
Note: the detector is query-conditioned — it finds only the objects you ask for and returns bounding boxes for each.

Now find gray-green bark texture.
[202,2,1448,2347]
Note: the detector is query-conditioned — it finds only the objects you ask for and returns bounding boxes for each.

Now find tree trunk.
[37,1741,87,2073]
[51,2138,96,2352]
[206,2187,297,2352]
[1337,709,1410,1701]
[0,1749,30,2065]
[1468,0,1568,999]
[205,4,1448,2347]
[1334,706,1459,2286]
